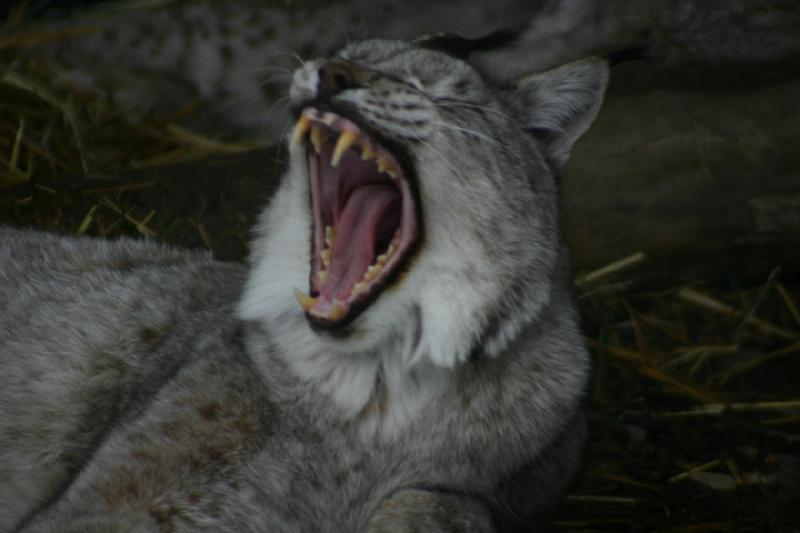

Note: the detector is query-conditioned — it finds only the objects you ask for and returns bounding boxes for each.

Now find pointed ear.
[513,58,609,169]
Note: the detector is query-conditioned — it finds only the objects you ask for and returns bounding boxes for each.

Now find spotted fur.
[1,37,607,531]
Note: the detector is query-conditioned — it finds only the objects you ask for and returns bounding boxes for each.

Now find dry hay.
[561,256,799,532]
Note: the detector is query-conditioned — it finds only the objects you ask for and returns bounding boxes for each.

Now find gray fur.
[0,38,607,531]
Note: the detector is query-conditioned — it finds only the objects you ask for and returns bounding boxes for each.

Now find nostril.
[332,73,348,89]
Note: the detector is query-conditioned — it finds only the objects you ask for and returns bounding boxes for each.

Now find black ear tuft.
[415,25,525,60]
[607,44,649,66]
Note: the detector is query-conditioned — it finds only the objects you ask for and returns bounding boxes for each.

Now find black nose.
[317,61,359,97]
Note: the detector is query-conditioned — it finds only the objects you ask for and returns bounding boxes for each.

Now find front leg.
[368,489,495,533]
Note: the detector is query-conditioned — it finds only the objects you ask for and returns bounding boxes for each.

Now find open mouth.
[290,108,421,328]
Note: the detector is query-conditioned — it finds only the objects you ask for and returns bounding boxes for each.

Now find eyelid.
[405,76,424,91]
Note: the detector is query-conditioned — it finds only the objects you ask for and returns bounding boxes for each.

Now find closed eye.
[404,76,424,92]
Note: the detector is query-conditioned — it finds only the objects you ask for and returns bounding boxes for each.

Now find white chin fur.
[236,147,548,420]
[236,152,482,422]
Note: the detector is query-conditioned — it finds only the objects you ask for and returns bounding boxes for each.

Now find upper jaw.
[289,107,422,330]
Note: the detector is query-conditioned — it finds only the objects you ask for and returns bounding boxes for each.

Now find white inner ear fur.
[515,58,609,168]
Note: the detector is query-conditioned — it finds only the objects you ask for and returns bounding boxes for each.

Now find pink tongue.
[321,185,400,300]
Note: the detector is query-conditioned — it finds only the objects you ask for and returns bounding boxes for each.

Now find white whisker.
[261,94,291,124]
[258,73,293,89]
[417,139,469,184]
[437,100,514,122]
[254,49,306,68]
[248,65,295,76]
[275,118,293,161]
[428,120,520,159]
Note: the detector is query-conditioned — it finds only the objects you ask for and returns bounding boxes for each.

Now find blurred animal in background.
[8,0,799,142]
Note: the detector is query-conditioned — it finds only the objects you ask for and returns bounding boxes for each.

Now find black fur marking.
[415,25,526,60]
[607,44,649,66]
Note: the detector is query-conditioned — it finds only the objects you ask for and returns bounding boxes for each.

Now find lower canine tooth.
[291,115,310,148]
[293,288,317,311]
[329,300,345,321]
[310,125,324,154]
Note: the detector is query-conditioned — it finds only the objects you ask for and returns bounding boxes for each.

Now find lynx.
[0,33,608,531]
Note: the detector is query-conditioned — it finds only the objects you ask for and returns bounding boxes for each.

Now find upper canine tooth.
[293,288,317,311]
[291,115,311,148]
[331,130,358,168]
[325,226,334,247]
[321,248,331,267]
[310,125,324,154]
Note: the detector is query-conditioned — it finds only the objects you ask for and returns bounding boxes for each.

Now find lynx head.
[239,33,607,409]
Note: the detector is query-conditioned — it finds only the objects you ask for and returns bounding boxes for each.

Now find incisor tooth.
[331,130,358,168]
[361,145,376,161]
[291,115,310,148]
[329,300,345,321]
[364,264,380,281]
[325,225,334,244]
[310,125,324,154]
[321,112,336,126]
[377,158,397,177]
[293,288,317,311]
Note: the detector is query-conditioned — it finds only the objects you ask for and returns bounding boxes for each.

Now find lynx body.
[0,36,607,531]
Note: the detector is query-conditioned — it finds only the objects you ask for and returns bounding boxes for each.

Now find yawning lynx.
[0,33,608,531]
